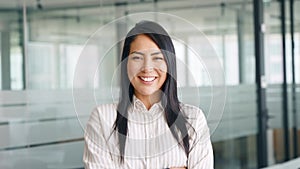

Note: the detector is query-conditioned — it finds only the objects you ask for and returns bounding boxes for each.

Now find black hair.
[113,20,191,162]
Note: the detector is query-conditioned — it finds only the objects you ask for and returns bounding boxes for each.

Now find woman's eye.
[131,56,143,60]
[154,57,164,61]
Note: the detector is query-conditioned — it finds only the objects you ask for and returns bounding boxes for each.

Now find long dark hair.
[114,20,191,162]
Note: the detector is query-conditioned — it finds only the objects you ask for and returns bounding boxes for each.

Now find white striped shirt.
[83,96,214,169]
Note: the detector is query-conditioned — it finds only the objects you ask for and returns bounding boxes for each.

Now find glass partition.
[264,0,300,164]
[0,0,299,168]
[295,0,300,157]
[264,1,285,164]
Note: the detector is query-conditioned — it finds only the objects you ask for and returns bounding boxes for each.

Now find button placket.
[131,97,165,168]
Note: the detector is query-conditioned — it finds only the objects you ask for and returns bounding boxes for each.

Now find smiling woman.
[127,35,168,110]
[83,20,214,169]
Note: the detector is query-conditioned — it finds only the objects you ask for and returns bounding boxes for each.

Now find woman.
[83,20,213,169]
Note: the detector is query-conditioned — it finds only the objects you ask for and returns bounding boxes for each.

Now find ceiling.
[0,0,248,10]
[0,0,299,44]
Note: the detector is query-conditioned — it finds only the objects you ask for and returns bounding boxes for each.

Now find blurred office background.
[0,0,299,168]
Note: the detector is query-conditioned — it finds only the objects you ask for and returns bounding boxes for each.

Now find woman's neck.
[134,92,161,110]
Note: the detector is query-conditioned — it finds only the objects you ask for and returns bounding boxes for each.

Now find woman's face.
[127,34,167,100]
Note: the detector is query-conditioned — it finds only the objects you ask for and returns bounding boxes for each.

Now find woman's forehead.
[129,34,159,51]
[129,48,162,54]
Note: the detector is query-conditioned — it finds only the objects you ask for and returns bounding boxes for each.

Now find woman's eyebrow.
[130,51,144,55]
[129,51,162,56]
[150,51,162,55]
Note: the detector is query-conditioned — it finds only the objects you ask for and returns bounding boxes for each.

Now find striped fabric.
[83,96,214,169]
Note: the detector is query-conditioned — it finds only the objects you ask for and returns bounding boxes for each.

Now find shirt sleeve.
[187,109,214,169]
[83,108,118,169]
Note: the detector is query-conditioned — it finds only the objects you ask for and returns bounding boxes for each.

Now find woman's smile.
[139,76,156,82]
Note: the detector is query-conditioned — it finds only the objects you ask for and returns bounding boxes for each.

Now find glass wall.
[0,0,299,168]
[264,0,286,164]
[295,0,300,158]
[264,0,300,166]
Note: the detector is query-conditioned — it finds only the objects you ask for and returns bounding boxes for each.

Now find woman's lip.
[139,76,156,82]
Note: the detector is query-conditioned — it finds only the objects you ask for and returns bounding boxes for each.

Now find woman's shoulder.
[179,103,208,126]
[90,103,118,126]
[180,103,204,118]
[94,103,118,113]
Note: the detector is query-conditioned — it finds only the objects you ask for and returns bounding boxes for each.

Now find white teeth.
[140,77,155,82]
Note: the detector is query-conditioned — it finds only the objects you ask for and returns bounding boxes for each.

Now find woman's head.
[120,20,178,104]
[127,34,167,102]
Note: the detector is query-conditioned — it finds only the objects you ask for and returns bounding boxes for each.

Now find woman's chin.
[135,90,161,98]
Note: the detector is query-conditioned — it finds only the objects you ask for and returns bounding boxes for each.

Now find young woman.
[83,20,214,169]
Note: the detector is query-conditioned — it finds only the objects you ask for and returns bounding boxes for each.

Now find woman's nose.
[141,59,154,72]
[141,65,154,72]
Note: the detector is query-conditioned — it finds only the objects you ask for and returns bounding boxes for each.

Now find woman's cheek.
[127,63,140,80]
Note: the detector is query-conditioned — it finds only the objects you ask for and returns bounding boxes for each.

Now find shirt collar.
[132,95,164,112]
